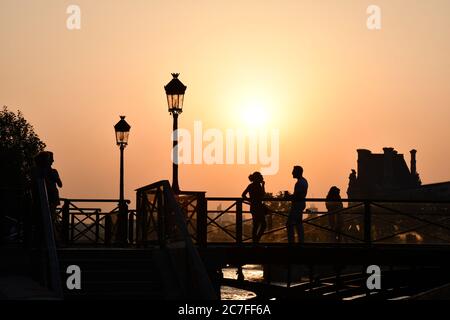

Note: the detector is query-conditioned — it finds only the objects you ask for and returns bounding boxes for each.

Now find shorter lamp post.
[164,73,187,193]
[114,116,131,244]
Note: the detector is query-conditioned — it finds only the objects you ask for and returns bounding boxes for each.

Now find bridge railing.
[134,184,206,246]
[182,197,450,246]
[56,198,134,245]
[35,177,64,298]
[55,195,450,247]
[204,198,367,244]
[135,180,217,299]
[367,200,450,244]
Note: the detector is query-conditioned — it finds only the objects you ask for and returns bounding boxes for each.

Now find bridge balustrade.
[55,194,450,247]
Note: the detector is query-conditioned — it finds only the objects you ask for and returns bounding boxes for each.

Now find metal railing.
[134,185,206,246]
[0,183,64,298]
[141,195,449,247]
[56,198,134,245]
[0,188,28,243]
[35,177,63,298]
[136,180,216,299]
[55,194,450,247]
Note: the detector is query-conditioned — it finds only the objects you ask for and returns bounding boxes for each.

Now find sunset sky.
[1,0,450,205]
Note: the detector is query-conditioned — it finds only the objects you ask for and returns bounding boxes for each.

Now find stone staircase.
[57,248,164,299]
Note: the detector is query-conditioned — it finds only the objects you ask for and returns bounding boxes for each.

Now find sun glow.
[240,99,270,128]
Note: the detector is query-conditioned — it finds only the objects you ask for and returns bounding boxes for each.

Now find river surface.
[220,265,414,300]
[221,265,262,300]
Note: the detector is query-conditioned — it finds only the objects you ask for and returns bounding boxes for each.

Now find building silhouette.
[347,148,450,200]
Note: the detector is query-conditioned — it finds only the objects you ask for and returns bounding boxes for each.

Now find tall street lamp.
[114,115,131,243]
[164,73,187,193]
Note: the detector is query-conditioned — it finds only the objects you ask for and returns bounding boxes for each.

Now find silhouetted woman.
[242,172,267,243]
[326,186,344,243]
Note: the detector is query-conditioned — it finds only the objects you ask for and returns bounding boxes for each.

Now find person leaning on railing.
[242,171,267,244]
[326,186,344,243]
[30,151,63,244]
[44,152,63,221]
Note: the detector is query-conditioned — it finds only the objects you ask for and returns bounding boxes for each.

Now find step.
[62,279,163,299]
[62,279,162,290]
[57,248,164,299]
[63,290,163,300]
[59,269,159,282]
[57,248,156,257]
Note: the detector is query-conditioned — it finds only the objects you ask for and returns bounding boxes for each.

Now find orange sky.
[1,0,450,205]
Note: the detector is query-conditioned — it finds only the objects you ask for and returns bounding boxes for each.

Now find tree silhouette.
[0,106,45,190]
[263,191,292,241]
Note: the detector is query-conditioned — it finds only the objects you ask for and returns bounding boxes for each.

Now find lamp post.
[164,73,187,193]
[114,116,131,243]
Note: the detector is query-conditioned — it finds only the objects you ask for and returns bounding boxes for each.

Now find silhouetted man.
[286,166,308,244]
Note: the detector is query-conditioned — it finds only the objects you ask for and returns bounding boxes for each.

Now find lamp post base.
[172,183,180,194]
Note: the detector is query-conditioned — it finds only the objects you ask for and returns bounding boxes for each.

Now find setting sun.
[241,101,269,127]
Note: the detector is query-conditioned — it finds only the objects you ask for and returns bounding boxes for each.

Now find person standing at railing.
[44,151,63,221]
[286,166,308,244]
[242,171,267,243]
[31,152,63,239]
[326,186,344,243]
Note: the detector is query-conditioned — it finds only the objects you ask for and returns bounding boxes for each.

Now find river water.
[221,265,262,300]
[220,265,414,300]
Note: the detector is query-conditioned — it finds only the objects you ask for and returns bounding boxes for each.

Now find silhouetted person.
[326,186,344,243]
[29,152,62,243]
[44,152,63,220]
[286,166,308,244]
[242,172,267,243]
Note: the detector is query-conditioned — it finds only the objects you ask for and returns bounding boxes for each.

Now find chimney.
[357,149,371,183]
[383,147,395,187]
[410,149,417,176]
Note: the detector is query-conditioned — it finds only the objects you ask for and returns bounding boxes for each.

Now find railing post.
[95,209,100,244]
[62,200,70,245]
[364,201,372,244]
[236,199,243,245]
[116,200,129,245]
[105,214,112,245]
[136,192,145,245]
[36,177,63,297]
[71,210,75,243]
[128,210,134,244]
[157,188,166,248]
[197,193,207,248]
[123,201,129,244]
